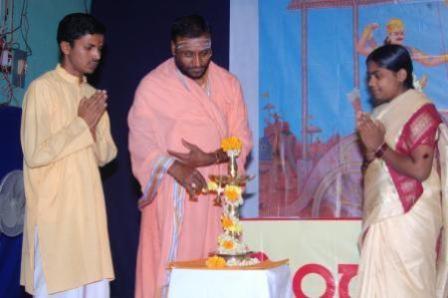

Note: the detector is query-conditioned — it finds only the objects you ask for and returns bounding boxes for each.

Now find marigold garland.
[209,136,259,266]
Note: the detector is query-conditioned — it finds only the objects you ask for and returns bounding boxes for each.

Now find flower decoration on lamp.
[205,136,259,267]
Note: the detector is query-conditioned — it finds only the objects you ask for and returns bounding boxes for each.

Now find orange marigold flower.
[224,185,241,202]
[221,216,234,229]
[225,190,239,202]
[223,240,235,250]
[221,136,242,152]
[206,255,226,268]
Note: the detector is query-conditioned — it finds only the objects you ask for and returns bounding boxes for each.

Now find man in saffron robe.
[128,15,253,297]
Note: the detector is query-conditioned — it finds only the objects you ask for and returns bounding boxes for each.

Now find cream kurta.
[20,65,116,294]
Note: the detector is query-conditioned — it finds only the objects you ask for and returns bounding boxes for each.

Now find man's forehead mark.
[176,38,211,50]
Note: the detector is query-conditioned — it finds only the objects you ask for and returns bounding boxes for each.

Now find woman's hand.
[356,111,385,153]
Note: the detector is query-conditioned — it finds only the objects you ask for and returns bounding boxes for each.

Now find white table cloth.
[168,264,292,298]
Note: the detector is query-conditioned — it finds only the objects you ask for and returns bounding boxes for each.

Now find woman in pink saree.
[356,44,448,297]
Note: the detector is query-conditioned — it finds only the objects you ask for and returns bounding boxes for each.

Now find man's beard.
[175,59,211,80]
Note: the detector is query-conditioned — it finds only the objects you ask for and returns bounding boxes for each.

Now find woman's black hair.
[366,44,414,89]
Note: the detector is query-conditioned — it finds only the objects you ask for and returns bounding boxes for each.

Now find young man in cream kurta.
[20,13,116,297]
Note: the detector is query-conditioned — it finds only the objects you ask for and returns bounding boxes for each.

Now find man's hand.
[167,139,215,167]
[167,160,207,200]
[78,90,108,139]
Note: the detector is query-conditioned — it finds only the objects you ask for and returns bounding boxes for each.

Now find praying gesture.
[356,111,385,154]
[78,90,108,139]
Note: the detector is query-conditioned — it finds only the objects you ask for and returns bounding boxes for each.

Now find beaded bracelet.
[374,143,388,158]
[215,151,221,164]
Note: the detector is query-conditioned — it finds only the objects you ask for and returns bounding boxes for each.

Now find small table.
[168,260,292,298]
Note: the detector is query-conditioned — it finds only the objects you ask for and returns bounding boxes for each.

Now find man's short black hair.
[57,13,105,46]
[171,14,211,42]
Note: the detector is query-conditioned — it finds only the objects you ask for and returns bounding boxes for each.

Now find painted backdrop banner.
[251,0,448,218]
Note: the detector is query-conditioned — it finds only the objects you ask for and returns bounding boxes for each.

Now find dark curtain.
[0,106,29,298]
[90,2,229,297]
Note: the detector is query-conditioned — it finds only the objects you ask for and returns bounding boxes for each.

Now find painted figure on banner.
[356,44,448,297]
[20,13,116,297]
[259,101,363,219]
[356,18,448,90]
[260,108,298,212]
[128,14,252,298]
